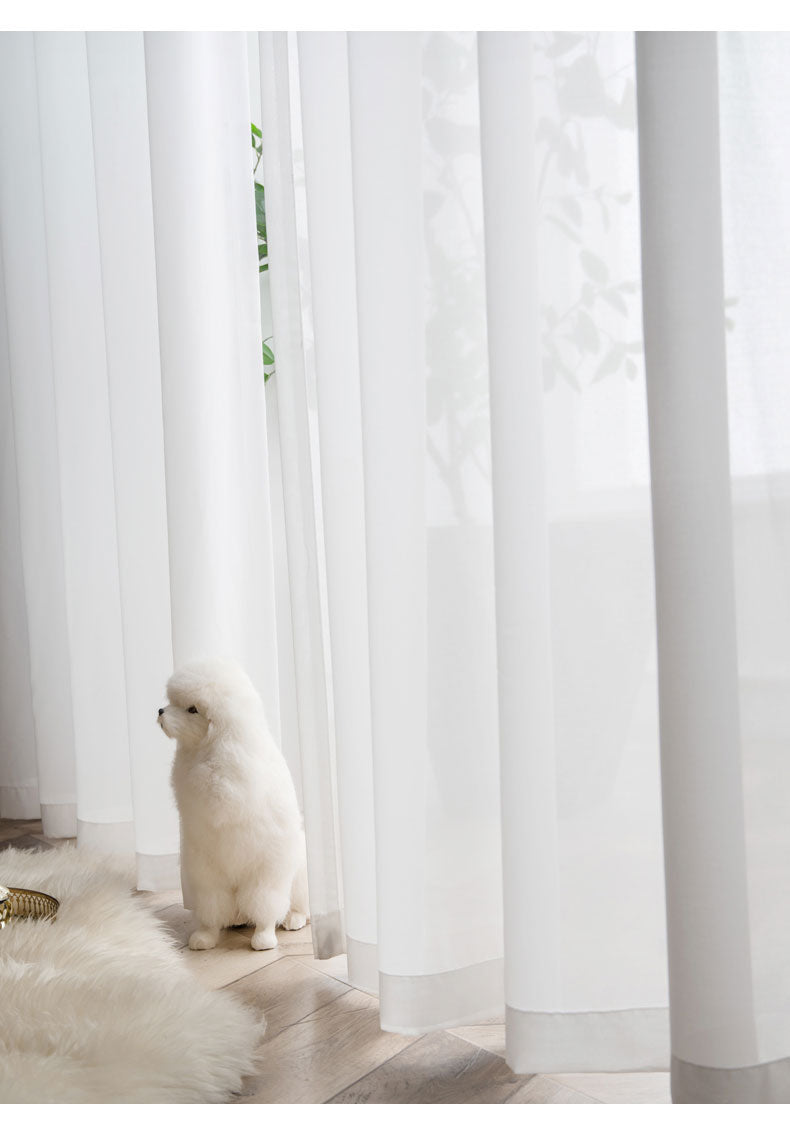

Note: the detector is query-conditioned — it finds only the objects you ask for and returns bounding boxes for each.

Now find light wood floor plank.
[178,928,289,988]
[5,822,668,1105]
[297,952,352,986]
[507,1075,598,1104]
[154,903,195,944]
[447,1020,506,1059]
[134,888,183,913]
[1,819,43,834]
[0,822,25,842]
[0,833,51,853]
[546,1072,671,1104]
[238,987,415,1104]
[329,1030,534,1104]
[229,955,349,1042]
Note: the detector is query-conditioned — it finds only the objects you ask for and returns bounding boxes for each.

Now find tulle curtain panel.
[1,29,790,1103]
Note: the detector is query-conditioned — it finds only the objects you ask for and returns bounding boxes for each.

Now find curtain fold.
[478,30,563,1060]
[638,30,790,1102]
[0,30,281,891]
[0,33,79,837]
[636,27,758,1081]
[286,30,790,1096]
[257,31,344,959]
[347,31,505,1028]
[296,30,378,987]
[299,29,666,1064]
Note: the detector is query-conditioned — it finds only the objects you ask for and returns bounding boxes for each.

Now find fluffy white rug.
[0,845,265,1103]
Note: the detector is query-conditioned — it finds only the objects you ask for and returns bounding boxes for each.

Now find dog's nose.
[158,708,165,717]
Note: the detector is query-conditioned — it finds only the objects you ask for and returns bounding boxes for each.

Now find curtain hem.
[347,935,379,995]
[41,802,77,838]
[672,1052,790,1103]
[0,783,41,821]
[379,957,504,1034]
[136,851,180,893]
[506,1005,670,1074]
[311,909,346,959]
[77,818,135,855]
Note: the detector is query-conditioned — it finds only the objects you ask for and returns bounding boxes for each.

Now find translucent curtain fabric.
[2,27,790,1105]
[639,31,790,1103]
[0,31,280,889]
[257,31,345,959]
[280,31,790,1100]
[286,27,667,1058]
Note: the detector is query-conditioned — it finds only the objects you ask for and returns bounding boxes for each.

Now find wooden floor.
[1,819,671,1104]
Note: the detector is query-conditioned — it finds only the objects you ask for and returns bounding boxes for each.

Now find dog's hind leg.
[283,842,309,932]
[241,885,290,951]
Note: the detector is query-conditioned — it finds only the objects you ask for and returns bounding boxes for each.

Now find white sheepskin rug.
[0,845,265,1103]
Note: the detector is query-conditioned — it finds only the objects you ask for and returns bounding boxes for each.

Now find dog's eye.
[187,706,198,714]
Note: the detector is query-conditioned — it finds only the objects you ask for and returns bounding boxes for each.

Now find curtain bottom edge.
[672,1052,790,1103]
[505,1005,670,1074]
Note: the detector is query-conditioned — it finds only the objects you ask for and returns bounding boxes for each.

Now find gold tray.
[0,884,59,928]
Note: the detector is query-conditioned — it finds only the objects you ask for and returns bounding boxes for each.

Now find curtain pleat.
[478,30,564,1067]
[0,31,281,891]
[347,31,505,1028]
[296,31,379,988]
[0,33,78,836]
[258,31,344,958]
[637,28,756,1071]
[638,30,790,1101]
[85,32,177,878]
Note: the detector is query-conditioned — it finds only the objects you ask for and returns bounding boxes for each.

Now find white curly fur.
[159,658,309,952]
[0,845,264,1103]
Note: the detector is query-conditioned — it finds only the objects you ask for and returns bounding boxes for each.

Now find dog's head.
[157,657,262,747]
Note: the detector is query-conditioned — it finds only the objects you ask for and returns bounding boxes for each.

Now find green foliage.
[252,122,274,381]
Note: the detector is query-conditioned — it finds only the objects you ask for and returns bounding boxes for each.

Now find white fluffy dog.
[158,658,308,952]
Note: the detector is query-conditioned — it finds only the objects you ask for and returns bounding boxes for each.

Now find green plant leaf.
[262,342,275,366]
[251,122,262,139]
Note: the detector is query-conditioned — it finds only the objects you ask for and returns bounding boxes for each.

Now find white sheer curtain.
[274,23,666,1060]
[0,31,280,888]
[262,30,790,1102]
[2,28,790,1104]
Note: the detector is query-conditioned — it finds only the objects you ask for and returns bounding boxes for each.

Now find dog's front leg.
[188,893,226,950]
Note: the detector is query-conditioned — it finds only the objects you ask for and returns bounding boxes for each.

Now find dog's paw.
[189,929,219,951]
[282,910,308,931]
[251,927,278,951]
